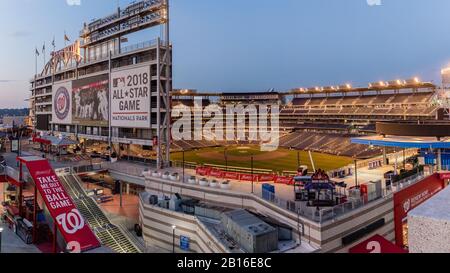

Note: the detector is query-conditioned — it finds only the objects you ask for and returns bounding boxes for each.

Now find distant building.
[2,116,28,128]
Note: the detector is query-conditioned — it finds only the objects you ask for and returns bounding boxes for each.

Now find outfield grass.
[171,146,353,173]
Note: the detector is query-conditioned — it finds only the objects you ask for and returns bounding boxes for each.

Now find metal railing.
[254,171,426,223]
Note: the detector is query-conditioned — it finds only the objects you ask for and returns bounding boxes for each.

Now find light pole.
[182,149,185,183]
[251,156,254,194]
[0,227,3,253]
[224,147,228,172]
[354,159,358,188]
[172,225,176,253]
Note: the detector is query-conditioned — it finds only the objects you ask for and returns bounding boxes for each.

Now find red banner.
[440,172,450,180]
[209,169,224,178]
[275,176,294,185]
[25,159,100,252]
[258,174,276,182]
[349,235,408,253]
[224,172,240,180]
[393,174,445,248]
[240,174,257,182]
[196,167,211,176]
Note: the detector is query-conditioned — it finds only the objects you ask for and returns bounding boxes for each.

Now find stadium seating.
[169,90,438,159]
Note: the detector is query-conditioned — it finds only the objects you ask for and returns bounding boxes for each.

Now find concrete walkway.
[0,224,41,253]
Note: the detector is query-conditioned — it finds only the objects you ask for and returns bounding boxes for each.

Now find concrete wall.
[140,201,229,253]
[141,175,396,253]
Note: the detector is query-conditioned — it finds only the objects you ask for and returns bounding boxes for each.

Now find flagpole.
[43,42,46,68]
[34,47,38,134]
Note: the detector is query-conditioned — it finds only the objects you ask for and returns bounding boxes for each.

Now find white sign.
[52,81,73,124]
[111,66,151,128]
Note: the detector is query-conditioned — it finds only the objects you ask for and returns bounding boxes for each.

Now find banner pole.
[53,220,57,253]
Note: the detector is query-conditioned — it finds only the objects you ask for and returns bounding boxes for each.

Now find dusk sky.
[1,0,450,108]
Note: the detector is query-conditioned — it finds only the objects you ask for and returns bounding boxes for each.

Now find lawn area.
[171,146,353,173]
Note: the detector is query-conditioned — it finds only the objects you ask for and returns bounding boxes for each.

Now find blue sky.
[1,0,450,108]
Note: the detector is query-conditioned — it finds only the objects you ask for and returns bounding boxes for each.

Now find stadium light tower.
[157,0,172,169]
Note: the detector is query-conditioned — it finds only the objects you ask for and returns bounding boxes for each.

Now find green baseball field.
[171,145,353,173]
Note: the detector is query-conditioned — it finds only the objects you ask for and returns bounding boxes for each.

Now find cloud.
[367,0,382,6]
[0,80,24,83]
[9,31,31,38]
[66,0,81,6]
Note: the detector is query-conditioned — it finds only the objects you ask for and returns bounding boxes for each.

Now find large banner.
[111,66,151,128]
[393,174,444,248]
[349,235,407,253]
[72,74,109,126]
[25,159,100,252]
[52,81,72,125]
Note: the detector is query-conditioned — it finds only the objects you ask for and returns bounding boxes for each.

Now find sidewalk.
[0,224,41,253]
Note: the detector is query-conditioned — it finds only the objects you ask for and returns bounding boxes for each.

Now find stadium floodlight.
[441,68,450,75]
[405,77,421,85]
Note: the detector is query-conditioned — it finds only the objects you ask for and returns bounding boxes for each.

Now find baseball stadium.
[2,0,450,256]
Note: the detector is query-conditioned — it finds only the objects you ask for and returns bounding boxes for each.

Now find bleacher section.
[279,131,384,159]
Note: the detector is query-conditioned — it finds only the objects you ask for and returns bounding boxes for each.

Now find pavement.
[0,224,41,253]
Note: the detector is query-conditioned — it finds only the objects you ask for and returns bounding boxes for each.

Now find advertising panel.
[72,74,109,126]
[349,235,407,253]
[393,174,445,248]
[258,174,276,182]
[111,66,151,128]
[25,159,100,252]
[52,81,72,125]
[240,174,257,182]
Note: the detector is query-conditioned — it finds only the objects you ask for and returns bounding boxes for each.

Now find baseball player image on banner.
[72,74,109,127]
[52,81,73,125]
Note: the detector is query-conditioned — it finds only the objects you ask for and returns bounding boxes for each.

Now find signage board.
[349,235,407,253]
[393,174,445,248]
[52,81,73,125]
[111,66,151,128]
[180,236,190,251]
[25,159,100,252]
[11,139,19,153]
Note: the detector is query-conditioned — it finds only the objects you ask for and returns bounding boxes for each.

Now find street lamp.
[182,149,185,183]
[172,225,176,253]
[354,159,359,188]
[251,156,254,194]
[0,227,3,253]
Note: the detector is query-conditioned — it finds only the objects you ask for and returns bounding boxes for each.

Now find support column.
[53,221,57,253]
[437,148,442,172]
[18,161,23,216]
[33,185,37,244]
[108,51,112,159]
[383,147,387,165]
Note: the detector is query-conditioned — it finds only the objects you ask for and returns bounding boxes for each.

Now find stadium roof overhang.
[351,135,450,149]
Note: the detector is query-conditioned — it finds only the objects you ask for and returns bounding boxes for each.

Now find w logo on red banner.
[56,209,85,235]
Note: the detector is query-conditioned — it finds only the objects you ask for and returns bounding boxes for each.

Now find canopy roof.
[352,135,450,149]
[33,135,78,146]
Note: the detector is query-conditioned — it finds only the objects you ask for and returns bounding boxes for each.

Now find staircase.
[58,174,141,253]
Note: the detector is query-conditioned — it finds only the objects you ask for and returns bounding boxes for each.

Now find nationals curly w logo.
[54,86,71,120]
[56,209,85,234]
